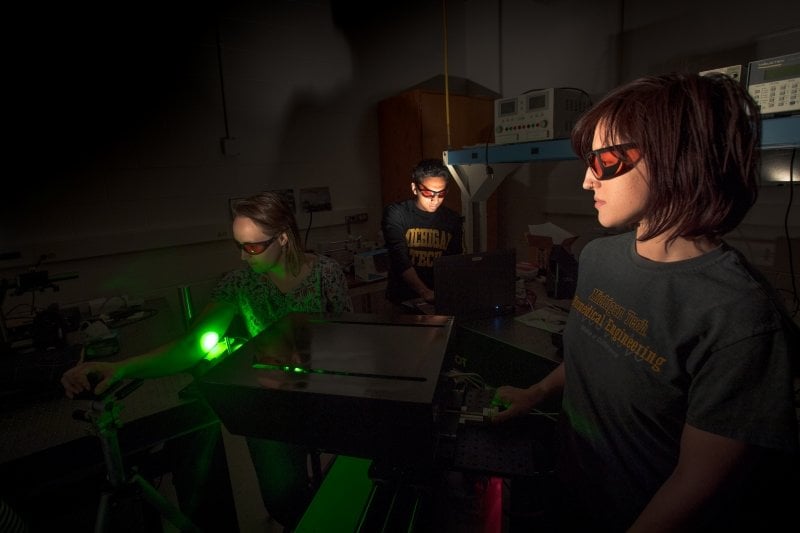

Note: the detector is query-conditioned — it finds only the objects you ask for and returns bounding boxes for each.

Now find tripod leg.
[94,490,114,533]
[131,473,201,533]
[85,395,207,532]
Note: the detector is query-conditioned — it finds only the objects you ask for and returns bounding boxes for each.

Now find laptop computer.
[433,248,517,320]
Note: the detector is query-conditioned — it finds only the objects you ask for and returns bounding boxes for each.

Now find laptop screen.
[433,249,517,320]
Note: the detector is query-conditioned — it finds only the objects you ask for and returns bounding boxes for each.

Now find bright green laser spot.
[200,331,220,352]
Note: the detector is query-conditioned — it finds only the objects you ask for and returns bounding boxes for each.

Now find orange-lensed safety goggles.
[584,143,641,180]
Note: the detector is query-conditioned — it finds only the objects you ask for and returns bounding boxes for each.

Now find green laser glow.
[200,331,220,352]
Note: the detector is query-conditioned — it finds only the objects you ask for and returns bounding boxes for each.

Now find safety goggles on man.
[416,182,448,198]
[235,235,279,255]
[584,143,641,180]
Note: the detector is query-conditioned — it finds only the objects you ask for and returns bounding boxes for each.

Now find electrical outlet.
[345,213,368,224]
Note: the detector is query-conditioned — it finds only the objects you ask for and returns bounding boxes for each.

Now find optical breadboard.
[494,88,591,145]
[747,52,800,116]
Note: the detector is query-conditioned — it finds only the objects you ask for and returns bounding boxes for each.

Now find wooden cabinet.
[377,83,499,248]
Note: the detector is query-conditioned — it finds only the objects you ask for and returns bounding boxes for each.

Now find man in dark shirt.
[381,159,464,307]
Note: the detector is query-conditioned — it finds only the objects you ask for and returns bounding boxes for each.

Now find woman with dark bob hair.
[493,73,798,532]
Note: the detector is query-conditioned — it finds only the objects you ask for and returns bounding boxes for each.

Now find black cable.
[216,25,230,140]
[485,127,493,178]
[304,209,313,251]
[521,86,593,106]
[782,148,798,316]
[0,498,27,533]
[497,0,503,97]
[4,303,35,318]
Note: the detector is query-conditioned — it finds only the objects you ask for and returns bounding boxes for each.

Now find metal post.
[178,285,194,331]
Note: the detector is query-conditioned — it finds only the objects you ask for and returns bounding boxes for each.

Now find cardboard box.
[526,234,554,271]
[525,223,579,299]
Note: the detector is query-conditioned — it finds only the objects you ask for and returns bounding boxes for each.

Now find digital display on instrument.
[764,64,800,82]
[493,88,591,143]
[747,53,800,115]
[528,94,547,110]
[499,99,517,116]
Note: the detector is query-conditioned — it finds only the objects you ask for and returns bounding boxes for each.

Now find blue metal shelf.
[445,115,799,166]
[444,138,576,166]
[444,115,799,252]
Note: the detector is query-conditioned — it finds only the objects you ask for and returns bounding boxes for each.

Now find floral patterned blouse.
[211,254,353,337]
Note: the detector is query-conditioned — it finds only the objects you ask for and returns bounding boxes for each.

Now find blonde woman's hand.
[61,361,121,399]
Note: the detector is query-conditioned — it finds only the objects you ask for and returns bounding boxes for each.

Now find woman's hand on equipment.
[491,385,538,423]
[61,361,120,399]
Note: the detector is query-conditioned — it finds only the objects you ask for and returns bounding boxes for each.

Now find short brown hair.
[571,73,761,242]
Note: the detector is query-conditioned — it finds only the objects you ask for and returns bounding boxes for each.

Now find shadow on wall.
[6,0,356,268]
